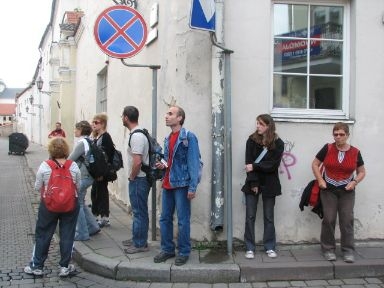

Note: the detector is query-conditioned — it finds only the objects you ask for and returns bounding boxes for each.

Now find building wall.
[225,0,384,242]
[43,0,384,243]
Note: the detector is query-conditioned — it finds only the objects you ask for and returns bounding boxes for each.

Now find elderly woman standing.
[312,122,366,263]
[242,114,284,259]
[24,138,81,277]
[68,121,100,241]
[90,113,115,228]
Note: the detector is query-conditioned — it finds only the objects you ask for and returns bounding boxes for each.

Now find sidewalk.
[25,142,384,283]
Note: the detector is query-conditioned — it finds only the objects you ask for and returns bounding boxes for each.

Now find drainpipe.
[210,0,225,233]
[210,0,234,255]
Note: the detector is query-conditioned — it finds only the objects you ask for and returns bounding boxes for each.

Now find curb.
[73,246,241,283]
[74,243,384,283]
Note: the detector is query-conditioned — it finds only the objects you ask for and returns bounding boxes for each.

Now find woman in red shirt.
[312,122,366,263]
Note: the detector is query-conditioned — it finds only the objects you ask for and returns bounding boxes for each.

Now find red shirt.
[48,129,66,138]
[316,143,363,186]
[162,131,180,189]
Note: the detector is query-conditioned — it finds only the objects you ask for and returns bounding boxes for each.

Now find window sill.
[273,117,355,124]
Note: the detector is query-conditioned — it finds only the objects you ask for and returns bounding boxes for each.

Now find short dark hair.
[173,105,185,126]
[333,122,349,135]
[75,120,92,136]
[123,106,139,123]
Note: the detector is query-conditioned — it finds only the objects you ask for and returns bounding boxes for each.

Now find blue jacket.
[164,127,201,193]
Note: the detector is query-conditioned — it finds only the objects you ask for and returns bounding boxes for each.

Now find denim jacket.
[164,127,201,192]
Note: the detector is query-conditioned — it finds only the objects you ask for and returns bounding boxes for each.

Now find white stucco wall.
[45,0,384,244]
[226,0,384,243]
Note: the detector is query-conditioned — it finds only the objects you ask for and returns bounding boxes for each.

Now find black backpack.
[84,138,109,179]
[129,128,163,184]
[111,148,124,171]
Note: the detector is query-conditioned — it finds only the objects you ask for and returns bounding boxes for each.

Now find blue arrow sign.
[190,0,215,31]
[94,5,147,59]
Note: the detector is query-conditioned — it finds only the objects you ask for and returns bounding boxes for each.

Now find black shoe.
[154,252,175,263]
[175,255,189,266]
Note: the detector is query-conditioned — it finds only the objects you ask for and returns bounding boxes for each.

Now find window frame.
[270,0,350,121]
[97,66,108,113]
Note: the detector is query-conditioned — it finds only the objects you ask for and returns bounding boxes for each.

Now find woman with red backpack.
[24,138,81,277]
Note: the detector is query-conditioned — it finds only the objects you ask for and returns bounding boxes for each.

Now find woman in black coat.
[90,113,115,228]
[241,114,284,259]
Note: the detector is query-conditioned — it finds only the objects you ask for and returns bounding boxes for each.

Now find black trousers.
[91,180,110,217]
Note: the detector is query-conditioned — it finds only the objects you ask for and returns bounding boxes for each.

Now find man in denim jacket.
[153,105,201,266]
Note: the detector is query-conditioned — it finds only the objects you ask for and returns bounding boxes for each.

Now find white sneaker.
[99,218,110,228]
[58,264,75,277]
[24,265,43,276]
[245,250,255,259]
[266,250,277,258]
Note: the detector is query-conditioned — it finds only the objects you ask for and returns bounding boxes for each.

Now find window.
[97,66,108,113]
[272,2,348,119]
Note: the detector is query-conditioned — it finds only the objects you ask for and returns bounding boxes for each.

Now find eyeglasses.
[333,133,346,137]
[92,120,101,125]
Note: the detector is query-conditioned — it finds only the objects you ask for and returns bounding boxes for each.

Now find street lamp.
[36,76,52,96]
[29,95,43,109]
[25,106,36,116]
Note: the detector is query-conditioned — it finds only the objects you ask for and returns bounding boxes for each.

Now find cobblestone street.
[0,137,138,287]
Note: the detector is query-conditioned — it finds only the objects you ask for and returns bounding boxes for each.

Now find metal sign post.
[121,61,161,241]
[94,5,160,240]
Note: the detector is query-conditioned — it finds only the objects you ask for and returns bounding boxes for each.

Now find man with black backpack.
[121,106,151,254]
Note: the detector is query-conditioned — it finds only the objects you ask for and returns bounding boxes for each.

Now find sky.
[0,1,52,89]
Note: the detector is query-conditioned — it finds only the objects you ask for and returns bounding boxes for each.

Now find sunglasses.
[92,120,102,125]
[333,133,346,137]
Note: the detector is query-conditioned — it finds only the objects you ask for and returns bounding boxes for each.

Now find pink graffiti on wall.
[279,140,297,180]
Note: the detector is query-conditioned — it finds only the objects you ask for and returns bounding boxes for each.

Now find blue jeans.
[29,201,79,269]
[244,193,276,252]
[129,176,150,248]
[75,176,100,240]
[160,187,191,256]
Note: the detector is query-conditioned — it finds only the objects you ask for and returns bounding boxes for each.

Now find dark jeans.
[91,180,109,217]
[244,193,276,252]
[320,188,355,254]
[128,176,150,248]
[29,201,79,269]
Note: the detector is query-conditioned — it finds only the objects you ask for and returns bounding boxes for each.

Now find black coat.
[241,137,284,197]
[299,180,323,219]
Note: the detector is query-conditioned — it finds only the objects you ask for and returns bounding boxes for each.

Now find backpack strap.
[129,129,146,148]
[82,138,90,154]
[254,147,268,164]
[129,129,152,173]
[46,159,72,168]
[46,159,59,169]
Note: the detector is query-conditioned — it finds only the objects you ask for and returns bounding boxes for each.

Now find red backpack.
[41,159,78,213]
